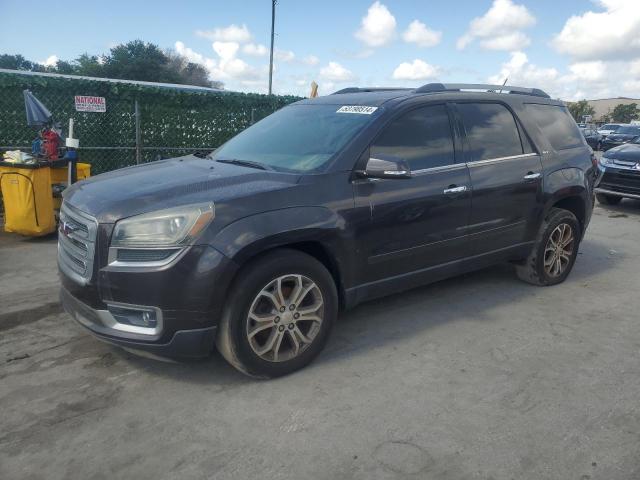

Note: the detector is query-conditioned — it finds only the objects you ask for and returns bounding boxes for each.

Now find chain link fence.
[0,70,301,174]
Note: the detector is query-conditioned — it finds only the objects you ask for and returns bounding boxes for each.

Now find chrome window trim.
[466,152,538,167]
[411,163,467,175]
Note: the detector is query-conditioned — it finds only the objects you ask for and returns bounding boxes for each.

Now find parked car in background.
[597,123,624,138]
[601,125,640,151]
[596,136,640,204]
[59,83,596,378]
[580,126,603,150]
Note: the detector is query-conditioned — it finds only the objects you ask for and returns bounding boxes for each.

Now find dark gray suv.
[59,83,596,377]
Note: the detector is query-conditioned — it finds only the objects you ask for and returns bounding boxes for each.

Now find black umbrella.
[23,89,52,126]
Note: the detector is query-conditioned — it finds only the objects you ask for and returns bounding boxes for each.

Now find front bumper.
[61,286,217,358]
[596,166,640,199]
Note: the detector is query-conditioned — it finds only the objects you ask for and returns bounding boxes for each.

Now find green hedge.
[0,71,301,173]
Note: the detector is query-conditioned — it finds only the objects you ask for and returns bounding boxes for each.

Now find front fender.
[211,206,353,287]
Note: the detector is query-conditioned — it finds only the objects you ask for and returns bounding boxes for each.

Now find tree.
[0,54,37,71]
[567,100,595,122]
[102,40,174,83]
[611,103,640,123]
[0,41,224,88]
[73,53,104,77]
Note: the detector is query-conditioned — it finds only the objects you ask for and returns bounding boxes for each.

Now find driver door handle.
[523,172,542,180]
[443,185,468,195]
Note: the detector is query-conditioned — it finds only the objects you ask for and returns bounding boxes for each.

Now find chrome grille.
[58,203,98,285]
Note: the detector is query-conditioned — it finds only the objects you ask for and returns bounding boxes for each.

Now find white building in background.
[585,97,640,122]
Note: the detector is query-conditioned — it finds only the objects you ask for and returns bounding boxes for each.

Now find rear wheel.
[516,208,580,286]
[596,193,622,205]
[216,249,338,378]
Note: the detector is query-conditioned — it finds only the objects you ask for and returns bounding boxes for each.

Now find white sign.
[74,95,106,112]
[336,105,378,115]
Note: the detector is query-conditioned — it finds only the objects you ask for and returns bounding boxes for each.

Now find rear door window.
[526,104,584,150]
[457,103,524,162]
[371,104,455,170]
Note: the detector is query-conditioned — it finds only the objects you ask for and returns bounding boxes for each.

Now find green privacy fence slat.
[0,72,301,174]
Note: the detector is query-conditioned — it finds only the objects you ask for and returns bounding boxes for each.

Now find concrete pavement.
[1,201,639,479]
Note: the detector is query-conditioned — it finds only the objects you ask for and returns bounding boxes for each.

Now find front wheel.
[216,249,338,378]
[596,193,622,205]
[516,208,580,286]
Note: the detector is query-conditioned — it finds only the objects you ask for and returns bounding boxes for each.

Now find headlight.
[599,155,612,166]
[111,203,215,248]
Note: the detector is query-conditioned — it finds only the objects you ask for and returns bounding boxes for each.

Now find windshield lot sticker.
[337,105,378,114]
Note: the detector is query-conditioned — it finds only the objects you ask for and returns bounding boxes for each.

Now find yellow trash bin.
[50,162,91,210]
[0,163,56,236]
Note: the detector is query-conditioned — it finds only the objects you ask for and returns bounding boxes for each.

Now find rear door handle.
[523,172,542,180]
[443,185,468,195]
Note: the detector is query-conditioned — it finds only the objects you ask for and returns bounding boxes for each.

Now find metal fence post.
[134,99,141,164]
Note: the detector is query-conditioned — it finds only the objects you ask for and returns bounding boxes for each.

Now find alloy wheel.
[543,223,575,278]
[246,274,324,362]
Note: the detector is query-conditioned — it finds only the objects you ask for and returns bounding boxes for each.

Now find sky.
[1,0,639,100]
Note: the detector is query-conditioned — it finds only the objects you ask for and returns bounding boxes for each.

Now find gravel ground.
[1,200,639,480]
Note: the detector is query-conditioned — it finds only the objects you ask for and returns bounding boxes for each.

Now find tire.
[215,249,338,378]
[596,193,622,205]
[516,208,581,286]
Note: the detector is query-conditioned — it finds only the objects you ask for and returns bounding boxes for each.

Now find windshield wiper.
[215,158,271,170]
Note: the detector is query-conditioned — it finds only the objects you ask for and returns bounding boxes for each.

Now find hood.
[603,143,640,162]
[63,155,300,223]
[606,133,638,142]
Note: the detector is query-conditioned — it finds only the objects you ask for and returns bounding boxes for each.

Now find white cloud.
[486,50,640,101]
[175,41,217,72]
[320,62,355,82]
[40,55,58,66]
[402,20,441,48]
[212,41,240,61]
[392,59,440,80]
[242,43,268,56]
[175,40,259,84]
[196,24,252,43]
[355,1,397,47]
[303,55,320,66]
[553,0,640,61]
[457,0,535,50]
[274,49,295,63]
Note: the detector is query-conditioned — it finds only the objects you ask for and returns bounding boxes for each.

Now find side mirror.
[362,154,411,179]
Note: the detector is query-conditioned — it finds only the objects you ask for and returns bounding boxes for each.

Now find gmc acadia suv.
[59,83,596,378]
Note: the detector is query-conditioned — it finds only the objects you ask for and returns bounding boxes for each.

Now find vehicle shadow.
[122,236,618,383]
[595,198,640,218]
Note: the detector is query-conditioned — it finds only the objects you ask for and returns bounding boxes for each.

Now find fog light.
[107,305,158,329]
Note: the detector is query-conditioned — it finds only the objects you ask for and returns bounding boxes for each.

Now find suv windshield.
[616,126,640,135]
[601,124,620,131]
[210,104,379,172]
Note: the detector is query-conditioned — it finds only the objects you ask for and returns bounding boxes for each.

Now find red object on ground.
[41,129,60,159]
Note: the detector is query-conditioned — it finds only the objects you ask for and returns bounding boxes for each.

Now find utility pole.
[268,0,277,95]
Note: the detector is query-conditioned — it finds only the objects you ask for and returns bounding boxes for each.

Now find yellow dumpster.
[0,163,56,236]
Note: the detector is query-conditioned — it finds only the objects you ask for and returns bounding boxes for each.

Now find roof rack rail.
[414,83,550,98]
[331,87,412,95]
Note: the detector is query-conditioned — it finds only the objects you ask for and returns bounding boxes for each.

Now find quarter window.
[458,103,525,161]
[371,104,455,170]
[526,104,584,150]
